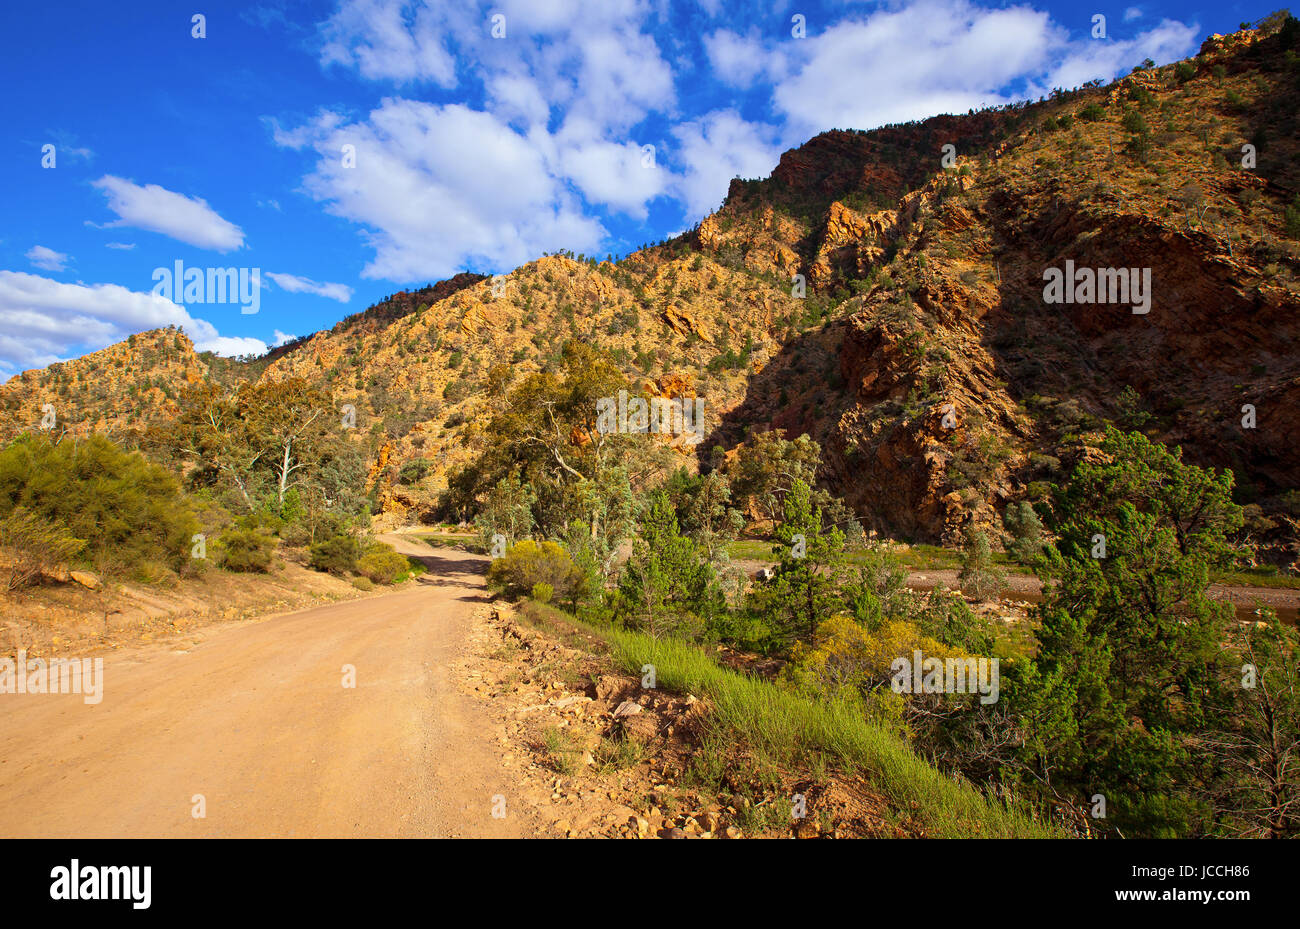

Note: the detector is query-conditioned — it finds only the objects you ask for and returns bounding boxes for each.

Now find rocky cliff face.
[695,22,1300,557]
[3,23,1298,556]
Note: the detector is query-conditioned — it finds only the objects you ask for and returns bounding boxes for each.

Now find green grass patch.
[400,556,428,583]
[1213,568,1300,590]
[522,600,1063,838]
[416,533,477,550]
[542,725,584,775]
[727,539,775,561]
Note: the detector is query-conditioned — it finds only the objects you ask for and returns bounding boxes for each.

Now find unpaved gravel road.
[731,559,1300,621]
[0,536,540,838]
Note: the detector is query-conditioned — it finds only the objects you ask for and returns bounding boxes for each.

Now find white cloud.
[265,272,354,302]
[672,111,783,219]
[26,246,69,272]
[1028,18,1199,95]
[105,242,136,250]
[319,0,458,86]
[772,0,1059,134]
[272,100,604,281]
[556,136,669,218]
[563,25,674,133]
[272,329,298,346]
[294,0,684,260]
[292,0,1202,284]
[199,335,269,357]
[316,0,674,138]
[703,30,768,89]
[1124,7,1144,22]
[40,132,94,164]
[742,0,1198,136]
[486,73,551,128]
[0,270,264,375]
[91,176,245,252]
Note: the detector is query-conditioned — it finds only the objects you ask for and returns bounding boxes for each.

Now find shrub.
[1125,132,1153,162]
[351,576,375,591]
[0,507,85,590]
[487,540,581,600]
[397,459,432,485]
[786,613,960,702]
[309,534,361,575]
[1001,502,1046,564]
[218,526,275,573]
[0,433,197,577]
[442,379,472,403]
[1285,194,1300,239]
[957,529,1006,601]
[531,582,554,603]
[1121,110,1149,134]
[1079,102,1105,122]
[357,543,411,584]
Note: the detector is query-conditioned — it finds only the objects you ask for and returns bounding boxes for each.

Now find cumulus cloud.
[265,272,354,302]
[1028,18,1199,96]
[26,246,69,272]
[556,136,669,219]
[697,1,1197,144]
[0,270,264,375]
[770,0,1059,134]
[560,25,675,134]
[319,0,458,86]
[198,335,269,357]
[272,100,604,281]
[91,176,245,252]
[312,0,675,198]
[703,30,769,89]
[486,73,551,128]
[316,0,674,125]
[282,0,1201,284]
[672,111,783,219]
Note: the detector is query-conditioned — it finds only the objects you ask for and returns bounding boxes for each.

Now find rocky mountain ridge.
[3,21,1298,559]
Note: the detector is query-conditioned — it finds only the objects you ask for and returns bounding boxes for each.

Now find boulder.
[70,571,101,590]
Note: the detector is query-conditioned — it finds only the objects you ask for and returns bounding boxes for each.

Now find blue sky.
[0,0,1276,378]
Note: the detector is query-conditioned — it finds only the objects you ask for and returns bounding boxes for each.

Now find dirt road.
[732,558,1300,622]
[0,537,541,838]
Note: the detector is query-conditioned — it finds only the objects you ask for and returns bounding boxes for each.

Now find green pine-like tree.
[617,492,722,639]
[1011,427,1243,836]
[748,478,847,649]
